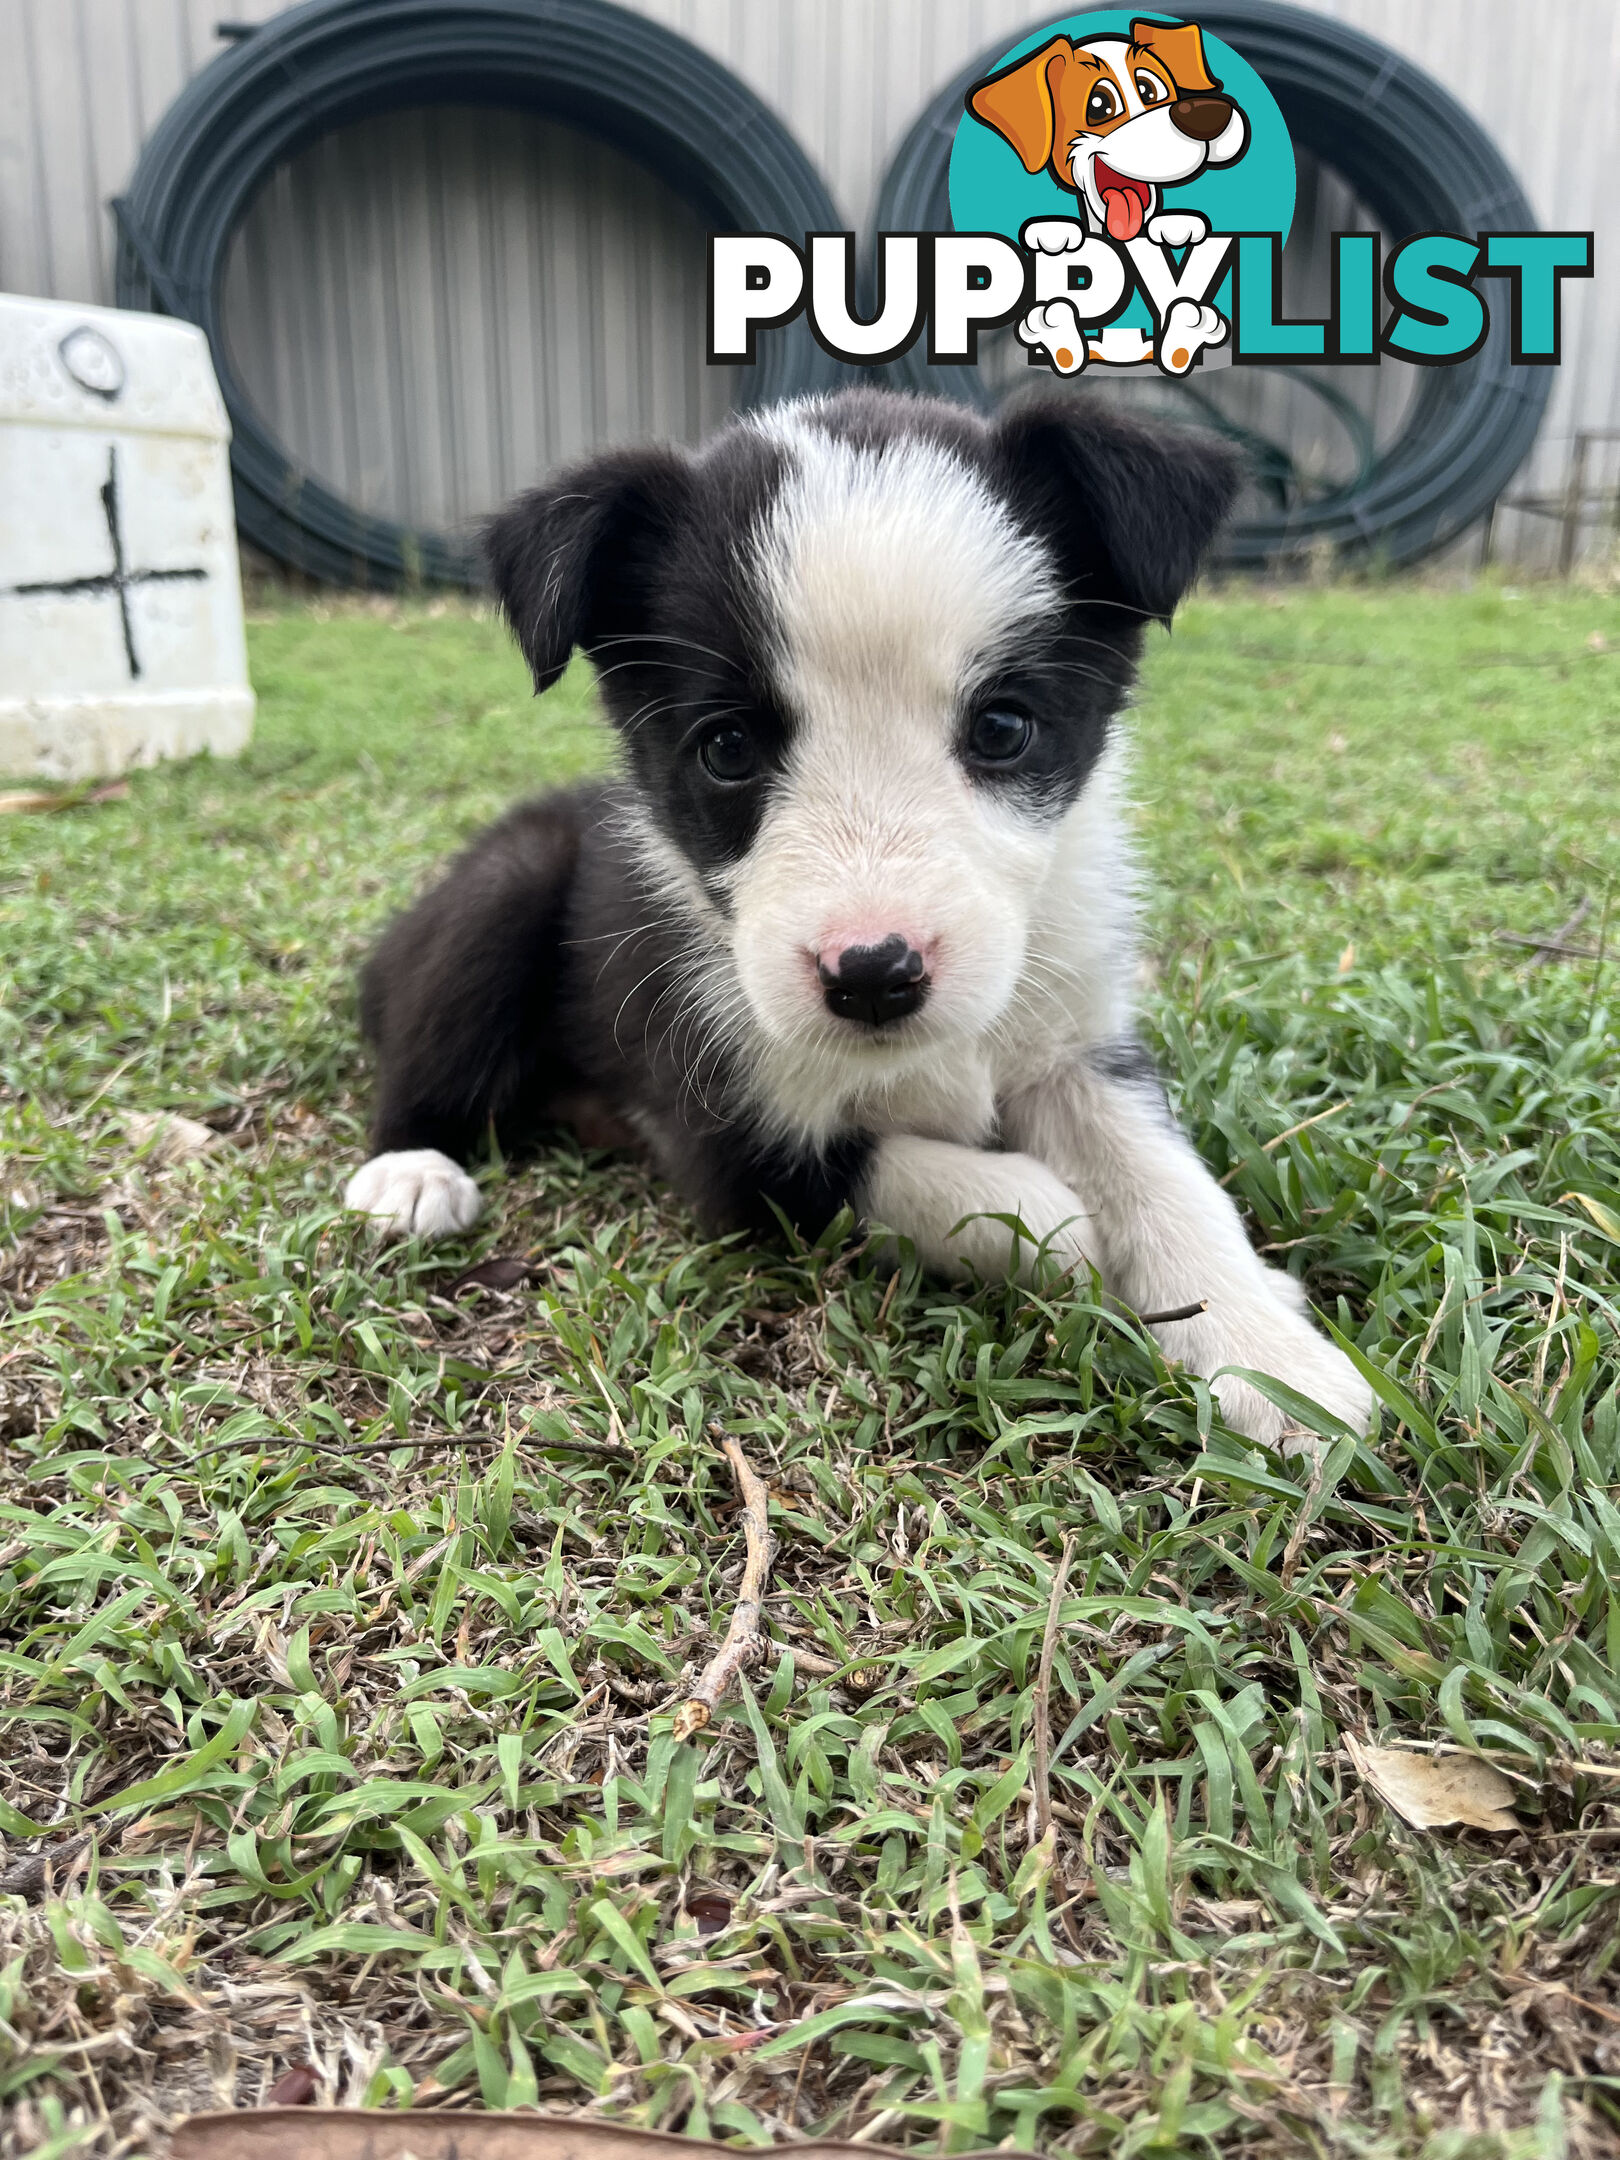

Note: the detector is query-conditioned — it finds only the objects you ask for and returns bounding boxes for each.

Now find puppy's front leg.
[1002,1050,1373,1446]
[860,1135,1096,1286]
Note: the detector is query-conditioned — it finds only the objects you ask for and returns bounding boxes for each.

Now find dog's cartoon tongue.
[1103,186,1144,241]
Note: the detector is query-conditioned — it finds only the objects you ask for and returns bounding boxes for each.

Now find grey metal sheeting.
[114,0,849,586]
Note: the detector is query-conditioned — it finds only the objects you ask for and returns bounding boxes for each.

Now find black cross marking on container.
[10,445,208,681]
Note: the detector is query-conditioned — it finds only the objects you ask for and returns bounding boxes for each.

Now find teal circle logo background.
[949,11,1295,331]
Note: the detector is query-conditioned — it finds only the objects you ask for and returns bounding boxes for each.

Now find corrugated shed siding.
[220,109,734,530]
[3,0,1615,562]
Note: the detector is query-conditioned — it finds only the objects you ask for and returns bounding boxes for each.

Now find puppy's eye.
[1086,84,1118,126]
[968,707,1034,764]
[1135,71,1165,104]
[698,724,756,783]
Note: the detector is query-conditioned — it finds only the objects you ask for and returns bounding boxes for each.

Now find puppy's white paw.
[1157,1297,1373,1449]
[1268,1268,1311,1317]
[1207,1312,1374,1449]
[1017,300,1089,374]
[344,1149,483,1240]
[1021,217,1087,255]
[1146,210,1210,248]
[1157,298,1228,375]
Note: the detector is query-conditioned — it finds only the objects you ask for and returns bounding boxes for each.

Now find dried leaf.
[687,1890,732,1937]
[1347,1737,1520,1833]
[1564,1190,1620,1245]
[447,1254,532,1295]
[170,2110,1020,2160]
[264,2064,319,2107]
[126,1111,220,1165]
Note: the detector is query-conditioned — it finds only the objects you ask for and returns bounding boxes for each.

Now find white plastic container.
[0,293,254,780]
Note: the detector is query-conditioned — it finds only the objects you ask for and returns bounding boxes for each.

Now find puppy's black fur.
[355,390,1238,1237]
[360,782,873,1232]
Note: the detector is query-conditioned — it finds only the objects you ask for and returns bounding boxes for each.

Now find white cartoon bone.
[1094,325,1155,366]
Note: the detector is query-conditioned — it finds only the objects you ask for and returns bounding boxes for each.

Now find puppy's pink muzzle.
[813,930,935,1029]
[814,927,937,983]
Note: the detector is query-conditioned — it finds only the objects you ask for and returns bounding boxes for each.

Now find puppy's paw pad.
[1158,298,1228,374]
[1021,217,1087,255]
[1017,300,1088,373]
[1147,210,1210,248]
[344,1149,483,1240]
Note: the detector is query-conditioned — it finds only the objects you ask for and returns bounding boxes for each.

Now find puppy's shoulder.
[445,778,619,892]
[358,780,622,1050]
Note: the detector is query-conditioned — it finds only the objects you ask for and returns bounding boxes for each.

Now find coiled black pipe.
[874,0,1552,568]
[115,0,848,587]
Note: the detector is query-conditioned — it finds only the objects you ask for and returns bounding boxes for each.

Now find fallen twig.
[0,779,129,816]
[122,1428,633,1476]
[1495,929,1599,963]
[0,1823,122,1902]
[1138,1298,1209,1326]
[672,1438,776,1743]
[1518,896,1593,968]
[1032,1532,1077,1846]
[1496,1974,1620,2027]
[0,1834,90,1901]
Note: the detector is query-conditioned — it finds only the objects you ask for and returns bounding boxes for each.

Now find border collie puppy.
[345,390,1371,1448]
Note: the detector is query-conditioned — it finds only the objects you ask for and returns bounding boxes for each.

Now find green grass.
[1,580,1618,2158]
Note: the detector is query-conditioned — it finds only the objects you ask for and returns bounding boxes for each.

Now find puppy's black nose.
[817,936,929,1027]
[1170,94,1234,141]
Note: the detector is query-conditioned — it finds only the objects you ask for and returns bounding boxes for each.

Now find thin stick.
[672,1439,776,1743]
[1032,1533,1077,1845]
[1138,1298,1208,1326]
[1495,931,1600,961]
[123,1429,633,1478]
[1523,896,1593,968]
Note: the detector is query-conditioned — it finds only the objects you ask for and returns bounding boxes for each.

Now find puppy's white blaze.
[751,416,1062,692]
[729,418,1070,1125]
[345,1149,482,1239]
[1077,38,1145,117]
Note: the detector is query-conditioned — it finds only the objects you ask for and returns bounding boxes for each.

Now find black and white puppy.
[345,389,1372,1447]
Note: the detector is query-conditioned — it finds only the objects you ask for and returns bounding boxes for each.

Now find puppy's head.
[968,21,1249,239]
[487,391,1237,1110]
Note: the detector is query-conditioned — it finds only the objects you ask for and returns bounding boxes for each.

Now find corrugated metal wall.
[221,108,735,532]
[3,0,1615,566]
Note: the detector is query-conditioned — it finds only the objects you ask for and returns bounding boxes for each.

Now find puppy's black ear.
[994,398,1241,626]
[484,445,694,692]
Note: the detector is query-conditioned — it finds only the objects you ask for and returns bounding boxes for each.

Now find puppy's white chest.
[844,1055,1000,1148]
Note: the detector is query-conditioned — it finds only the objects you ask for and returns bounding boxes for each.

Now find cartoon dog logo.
[967,16,1249,375]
